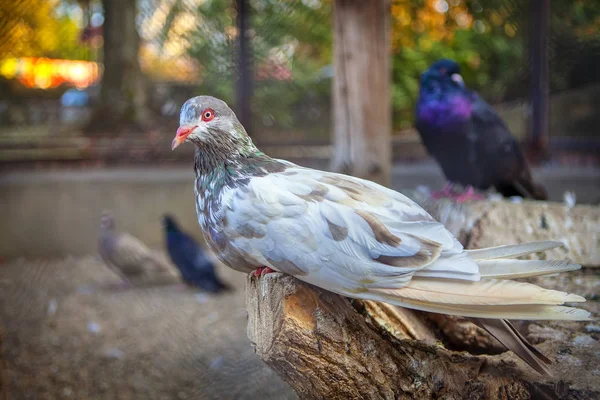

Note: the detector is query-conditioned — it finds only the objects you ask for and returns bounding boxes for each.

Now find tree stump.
[247,274,599,400]
[245,198,600,399]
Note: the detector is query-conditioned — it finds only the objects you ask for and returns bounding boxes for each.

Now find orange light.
[0,57,100,89]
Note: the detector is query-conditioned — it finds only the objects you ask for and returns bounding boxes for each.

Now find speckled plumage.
[416,59,547,199]
[173,95,589,375]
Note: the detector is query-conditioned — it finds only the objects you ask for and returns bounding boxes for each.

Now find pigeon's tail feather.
[469,318,553,376]
[477,259,581,279]
[515,177,548,201]
[466,241,564,260]
[367,278,590,321]
[468,240,580,278]
[496,167,548,200]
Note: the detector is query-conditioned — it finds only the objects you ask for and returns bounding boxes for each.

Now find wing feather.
[221,167,480,288]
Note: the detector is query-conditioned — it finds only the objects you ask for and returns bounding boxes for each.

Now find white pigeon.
[171,96,590,375]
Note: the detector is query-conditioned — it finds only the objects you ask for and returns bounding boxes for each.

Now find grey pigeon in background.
[98,212,175,285]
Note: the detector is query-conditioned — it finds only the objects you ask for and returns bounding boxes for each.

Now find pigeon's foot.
[431,182,455,199]
[432,183,484,202]
[455,186,485,203]
[252,266,276,277]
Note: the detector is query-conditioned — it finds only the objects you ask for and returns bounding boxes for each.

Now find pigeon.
[98,212,174,285]
[162,214,232,293]
[171,95,589,375]
[415,59,547,201]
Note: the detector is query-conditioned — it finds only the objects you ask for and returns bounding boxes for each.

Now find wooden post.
[236,0,253,136]
[529,0,550,162]
[331,0,391,186]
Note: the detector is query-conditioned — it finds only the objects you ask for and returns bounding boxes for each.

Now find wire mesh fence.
[1,2,599,399]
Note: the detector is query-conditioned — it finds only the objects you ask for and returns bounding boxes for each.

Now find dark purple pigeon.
[415,59,547,201]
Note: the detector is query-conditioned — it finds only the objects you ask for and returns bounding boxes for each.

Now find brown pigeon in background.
[170,95,590,376]
[98,212,175,286]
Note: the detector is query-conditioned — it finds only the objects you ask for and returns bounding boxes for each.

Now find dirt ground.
[0,256,297,400]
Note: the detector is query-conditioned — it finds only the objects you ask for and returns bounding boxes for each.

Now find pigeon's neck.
[193,142,287,233]
[193,142,287,196]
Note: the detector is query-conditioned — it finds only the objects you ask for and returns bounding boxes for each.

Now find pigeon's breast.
[417,95,473,134]
[194,182,258,273]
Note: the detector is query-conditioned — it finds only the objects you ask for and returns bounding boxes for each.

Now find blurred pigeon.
[170,95,589,376]
[98,212,174,285]
[416,59,547,201]
[162,215,231,293]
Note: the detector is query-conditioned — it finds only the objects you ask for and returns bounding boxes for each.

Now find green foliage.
[0,0,89,60]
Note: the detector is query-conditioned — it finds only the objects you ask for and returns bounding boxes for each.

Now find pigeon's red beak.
[172,125,196,150]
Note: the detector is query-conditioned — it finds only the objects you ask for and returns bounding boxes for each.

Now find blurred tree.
[86,0,149,133]
[0,0,87,60]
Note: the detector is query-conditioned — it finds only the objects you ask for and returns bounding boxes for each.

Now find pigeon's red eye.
[202,108,215,122]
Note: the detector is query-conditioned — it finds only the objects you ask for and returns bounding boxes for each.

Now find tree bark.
[331,0,391,186]
[247,274,599,400]
[87,0,149,133]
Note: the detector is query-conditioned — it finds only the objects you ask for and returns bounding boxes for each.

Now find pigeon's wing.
[108,233,162,276]
[220,166,480,292]
[469,94,547,199]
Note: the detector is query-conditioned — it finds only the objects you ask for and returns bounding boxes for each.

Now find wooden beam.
[331,0,391,186]
[529,0,550,162]
[236,0,252,135]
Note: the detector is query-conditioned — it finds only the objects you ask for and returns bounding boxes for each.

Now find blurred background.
[0,0,599,399]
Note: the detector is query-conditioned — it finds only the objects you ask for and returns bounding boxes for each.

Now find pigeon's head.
[162,214,179,232]
[171,96,246,150]
[420,59,464,90]
[99,212,115,231]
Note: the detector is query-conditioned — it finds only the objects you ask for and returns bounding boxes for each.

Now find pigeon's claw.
[432,183,484,202]
[431,182,455,199]
[252,266,276,277]
[455,186,485,203]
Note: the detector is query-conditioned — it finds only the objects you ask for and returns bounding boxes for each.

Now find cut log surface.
[408,193,600,267]
[247,274,600,400]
